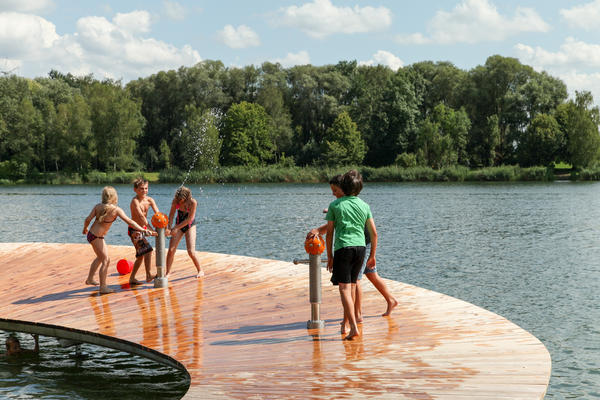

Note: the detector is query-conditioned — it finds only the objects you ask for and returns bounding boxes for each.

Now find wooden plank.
[0,243,550,399]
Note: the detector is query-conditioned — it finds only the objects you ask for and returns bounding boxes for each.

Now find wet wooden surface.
[0,243,550,399]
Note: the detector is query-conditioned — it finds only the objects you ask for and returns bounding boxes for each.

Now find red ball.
[305,235,325,255]
[117,259,133,275]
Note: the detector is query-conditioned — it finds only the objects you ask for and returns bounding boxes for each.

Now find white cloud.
[515,38,600,68]
[359,50,403,71]
[113,10,152,34]
[0,0,53,13]
[0,12,59,58]
[559,71,600,101]
[514,39,600,104]
[274,0,392,39]
[163,0,186,20]
[217,25,260,49]
[560,0,600,31]
[0,10,201,81]
[398,0,549,45]
[273,50,310,67]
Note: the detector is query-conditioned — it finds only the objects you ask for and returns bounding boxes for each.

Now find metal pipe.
[307,253,324,329]
[154,227,168,288]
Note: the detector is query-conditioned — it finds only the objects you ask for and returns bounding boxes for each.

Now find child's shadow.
[13,286,113,304]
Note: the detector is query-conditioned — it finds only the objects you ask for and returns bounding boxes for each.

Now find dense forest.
[1,55,599,182]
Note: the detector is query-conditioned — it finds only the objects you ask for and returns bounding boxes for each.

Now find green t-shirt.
[325,196,372,251]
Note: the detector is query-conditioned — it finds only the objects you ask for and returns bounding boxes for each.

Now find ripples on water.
[0,332,189,399]
[1,182,600,398]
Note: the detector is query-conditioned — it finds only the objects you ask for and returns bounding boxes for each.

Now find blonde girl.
[166,186,203,277]
[83,186,154,294]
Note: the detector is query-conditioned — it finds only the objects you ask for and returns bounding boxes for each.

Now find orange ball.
[151,212,169,229]
[305,235,325,255]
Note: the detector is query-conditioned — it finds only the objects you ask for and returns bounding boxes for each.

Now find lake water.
[1,182,599,399]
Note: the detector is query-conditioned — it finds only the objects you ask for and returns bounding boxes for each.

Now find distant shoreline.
[2,164,599,185]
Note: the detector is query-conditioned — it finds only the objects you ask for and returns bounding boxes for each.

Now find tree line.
[1,55,599,181]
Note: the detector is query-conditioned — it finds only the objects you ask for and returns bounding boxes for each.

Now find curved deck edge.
[0,318,190,376]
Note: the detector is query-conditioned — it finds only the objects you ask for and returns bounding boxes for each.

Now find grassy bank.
[158,165,557,184]
[5,165,600,185]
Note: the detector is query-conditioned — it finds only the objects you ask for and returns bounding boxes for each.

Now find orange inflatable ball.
[151,212,169,229]
[305,235,325,255]
[117,259,133,275]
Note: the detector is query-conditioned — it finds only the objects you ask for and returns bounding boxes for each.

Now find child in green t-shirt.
[325,170,377,340]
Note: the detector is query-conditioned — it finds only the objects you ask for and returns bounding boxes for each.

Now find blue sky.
[1,0,600,101]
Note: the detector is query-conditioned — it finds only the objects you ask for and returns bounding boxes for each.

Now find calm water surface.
[1,182,599,399]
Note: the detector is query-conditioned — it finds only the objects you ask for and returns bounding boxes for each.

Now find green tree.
[519,113,562,167]
[348,66,419,166]
[463,56,534,165]
[556,91,600,168]
[53,95,93,172]
[287,65,349,164]
[220,101,274,166]
[85,80,144,171]
[415,119,455,168]
[159,139,172,169]
[429,104,470,165]
[256,85,293,159]
[322,111,365,166]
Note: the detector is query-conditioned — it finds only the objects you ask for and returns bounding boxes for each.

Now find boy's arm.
[149,197,159,214]
[117,207,156,236]
[366,218,377,268]
[326,221,334,272]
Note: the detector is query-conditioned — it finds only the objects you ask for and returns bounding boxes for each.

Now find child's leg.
[143,252,155,282]
[86,256,101,286]
[129,256,144,284]
[86,238,106,285]
[166,230,184,277]
[365,271,398,316]
[354,278,363,323]
[184,226,203,277]
[338,282,359,340]
[95,240,114,294]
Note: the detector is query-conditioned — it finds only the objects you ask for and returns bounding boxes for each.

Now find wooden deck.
[0,243,550,399]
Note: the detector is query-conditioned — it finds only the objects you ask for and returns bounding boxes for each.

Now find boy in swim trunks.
[128,178,160,284]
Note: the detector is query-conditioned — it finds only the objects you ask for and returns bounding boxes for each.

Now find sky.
[1,0,600,102]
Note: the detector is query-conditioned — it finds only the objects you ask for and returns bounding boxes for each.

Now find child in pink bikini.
[165,186,204,278]
[83,186,154,294]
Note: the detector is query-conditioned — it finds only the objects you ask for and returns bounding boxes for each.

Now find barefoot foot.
[340,321,349,335]
[99,286,115,294]
[85,279,99,286]
[129,279,144,285]
[382,298,399,317]
[344,329,360,340]
[145,274,156,283]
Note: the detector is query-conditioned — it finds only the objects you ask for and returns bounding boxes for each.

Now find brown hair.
[174,186,192,202]
[340,170,363,196]
[133,177,148,189]
[329,174,343,186]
